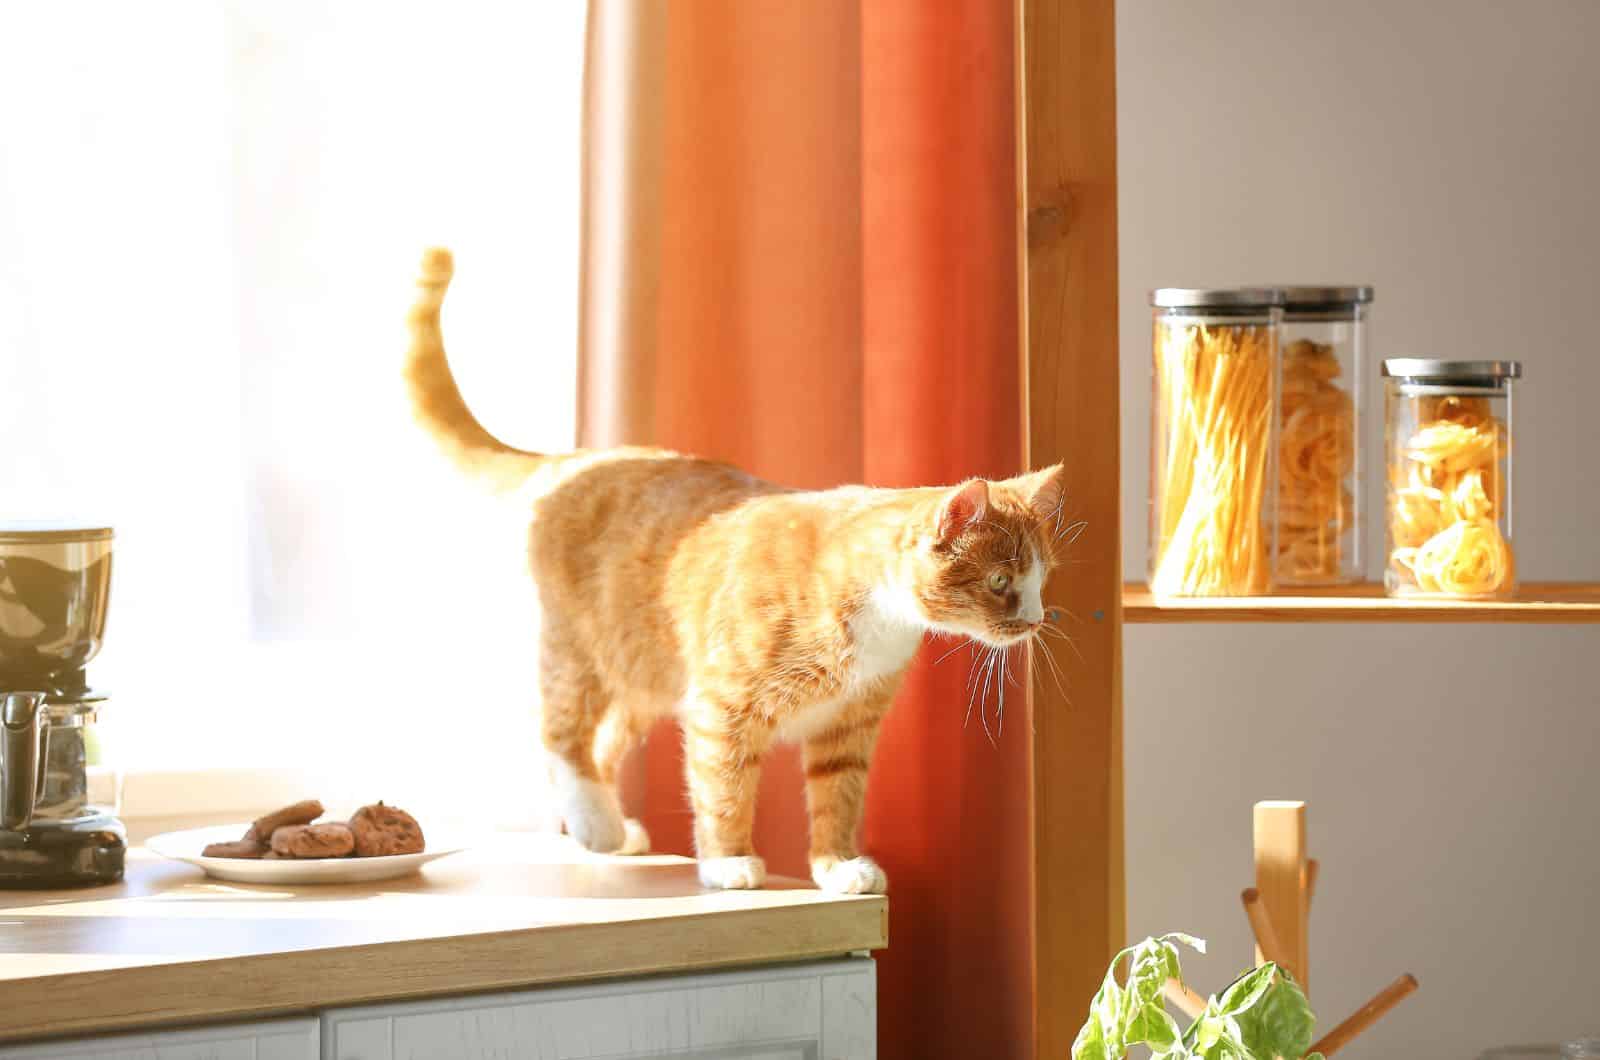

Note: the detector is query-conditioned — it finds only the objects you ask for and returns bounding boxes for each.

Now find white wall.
[1118,2,1600,1057]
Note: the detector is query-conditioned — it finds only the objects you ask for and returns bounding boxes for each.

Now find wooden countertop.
[0,832,887,1045]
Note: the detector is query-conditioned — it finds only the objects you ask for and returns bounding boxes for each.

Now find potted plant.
[1073,934,1321,1060]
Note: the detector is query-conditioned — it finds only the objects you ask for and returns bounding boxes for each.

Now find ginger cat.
[405,248,1067,894]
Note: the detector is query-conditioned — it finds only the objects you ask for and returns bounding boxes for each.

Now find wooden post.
[1253,801,1309,990]
[1016,0,1122,1055]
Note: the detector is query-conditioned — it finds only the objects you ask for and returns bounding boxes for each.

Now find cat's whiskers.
[963,644,989,729]
[1030,630,1071,703]
[997,646,1014,735]
[1054,518,1088,546]
[977,647,999,747]
[1024,493,1069,546]
[1036,619,1084,663]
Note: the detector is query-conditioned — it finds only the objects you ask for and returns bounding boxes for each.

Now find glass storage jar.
[1382,359,1520,599]
[1274,286,1371,585]
[1149,288,1283,596]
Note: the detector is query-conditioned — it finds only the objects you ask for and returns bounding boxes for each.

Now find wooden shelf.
[1123,582,1600,624]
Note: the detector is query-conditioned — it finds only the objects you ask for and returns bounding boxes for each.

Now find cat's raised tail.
[405,247,548,490]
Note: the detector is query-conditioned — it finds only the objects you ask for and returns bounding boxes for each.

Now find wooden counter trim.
[0,835,886,1046]
[0,900,885,1045]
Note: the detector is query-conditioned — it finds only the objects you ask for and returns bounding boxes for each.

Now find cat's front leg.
[802,700,889,895]
[684,711,771,889]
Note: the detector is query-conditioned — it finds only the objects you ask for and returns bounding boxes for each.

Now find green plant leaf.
[1129,1004,1184,1051]
[1072,935,1208,1060]
[1072,945,1132,1060]
[1215,963,1277,1018]
[1072,1004,1114,1060]
[1232,969,1317,1060]
[1160,932,1208,956]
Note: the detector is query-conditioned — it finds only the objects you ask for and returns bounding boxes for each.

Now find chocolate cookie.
[270,822,355,858]
[202,838,267,859]
[247,799,325,842]
[348,802,425,856]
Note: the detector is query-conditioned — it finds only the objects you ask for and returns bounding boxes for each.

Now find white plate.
[146,822,468,885]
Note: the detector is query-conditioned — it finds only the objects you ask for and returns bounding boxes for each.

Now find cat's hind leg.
[593,708,651,855]
[541,638,628,854]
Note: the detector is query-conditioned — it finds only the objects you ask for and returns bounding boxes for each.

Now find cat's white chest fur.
[775,584,924,743]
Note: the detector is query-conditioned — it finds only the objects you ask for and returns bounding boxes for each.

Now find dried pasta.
[1276,339,1355,581]
[1387,395,1514,596]
[1150,321,1274,596]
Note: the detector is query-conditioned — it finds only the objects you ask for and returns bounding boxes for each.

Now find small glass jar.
[1274,286,1371,585]
[1149,288,1283,596]
[1382,359,1520,599]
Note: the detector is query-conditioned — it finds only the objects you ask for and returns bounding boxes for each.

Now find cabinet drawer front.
[0,1018,318,1060]
[325,958,874,1060]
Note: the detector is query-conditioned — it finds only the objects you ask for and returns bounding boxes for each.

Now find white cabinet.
[324,958,875,1060]
[0,959,874,1060]
[0,1018,318,1060]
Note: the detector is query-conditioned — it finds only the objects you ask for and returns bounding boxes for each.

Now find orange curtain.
[578,3,1026,1055]
[860,5,1030,1057]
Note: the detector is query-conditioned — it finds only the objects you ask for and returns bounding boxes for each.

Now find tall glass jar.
[1275,286,1370,585]
[1383,359,1520,599]
[1149,288,1283,596]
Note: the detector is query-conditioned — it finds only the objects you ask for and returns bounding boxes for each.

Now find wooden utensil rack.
[1164,801,1418,1058]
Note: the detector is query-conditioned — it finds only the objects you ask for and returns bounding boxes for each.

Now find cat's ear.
[1011,463,1067,523]
[937,479,989,546]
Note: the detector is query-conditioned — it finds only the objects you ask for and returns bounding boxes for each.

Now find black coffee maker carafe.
[0,523,126,887]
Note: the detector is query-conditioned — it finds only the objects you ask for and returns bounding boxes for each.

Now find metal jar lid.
[1280,285,1374,307]
[1382,359,1523,383]
[1279,285,1373,320]
[0,522,114,546]
[1150,287,1285,309]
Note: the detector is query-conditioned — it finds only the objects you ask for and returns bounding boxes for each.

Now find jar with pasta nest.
[1149,288,1283,597]
[1383,359,1520,599]
[1274,286,1370,585]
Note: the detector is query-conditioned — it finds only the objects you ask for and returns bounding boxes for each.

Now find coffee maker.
[0,523,126,887]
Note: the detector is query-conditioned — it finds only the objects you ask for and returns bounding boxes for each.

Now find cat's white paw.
[813,856,888,895]
[564,785,626,853]
[698,855,767,890]
[618,818,652,855]
[551,757,627,853]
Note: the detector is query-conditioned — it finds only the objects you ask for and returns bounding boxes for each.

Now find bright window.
[0,3,584,817]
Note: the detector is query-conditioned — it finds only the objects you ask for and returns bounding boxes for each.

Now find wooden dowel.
[1163,978,1206,1020]
[1241,887,1289,971]
[1308,974,1419,1057]
[1254,801,1309,992]
[1305,858,1320,911]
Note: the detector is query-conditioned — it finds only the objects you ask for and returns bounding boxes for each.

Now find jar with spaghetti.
[1383,359,1520,599]
[1274,286,1370,585]
[1149,288,1283,596]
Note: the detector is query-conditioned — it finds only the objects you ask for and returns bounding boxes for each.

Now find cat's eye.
[987,571,1011,593]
